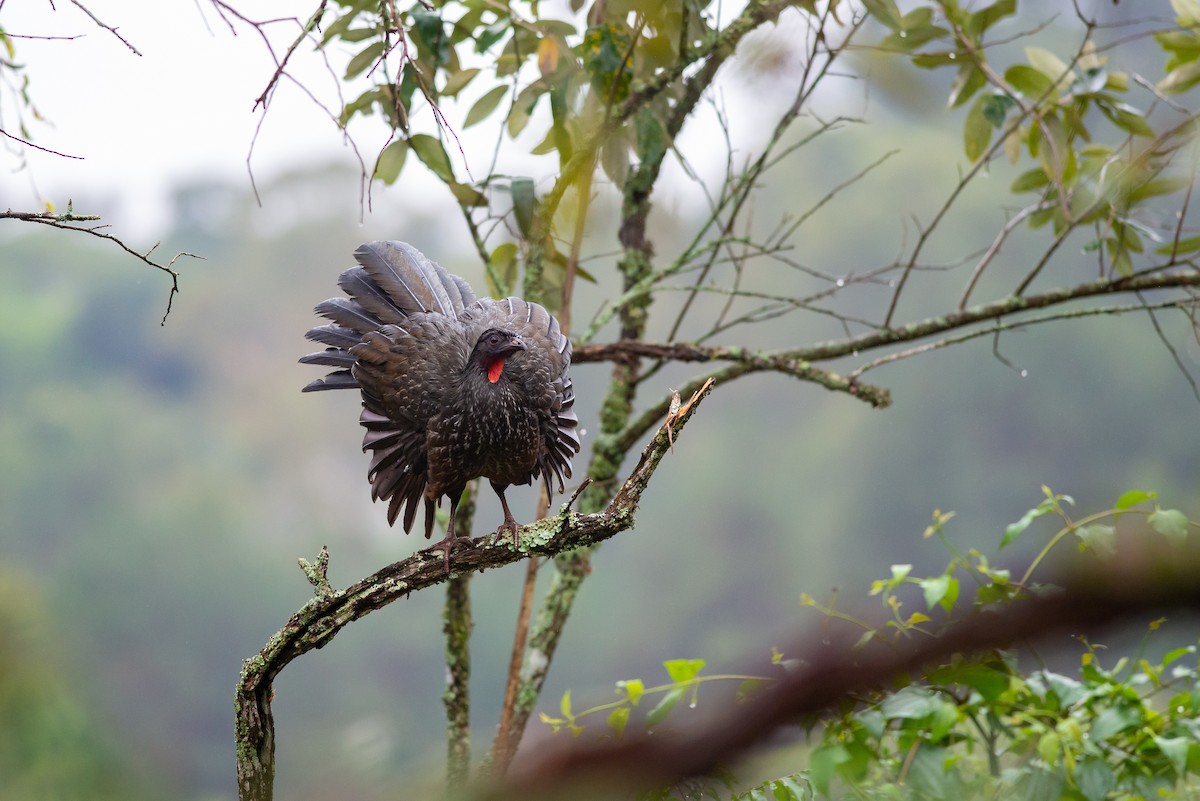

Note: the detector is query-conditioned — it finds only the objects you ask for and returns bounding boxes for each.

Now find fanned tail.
[300,240,477,392]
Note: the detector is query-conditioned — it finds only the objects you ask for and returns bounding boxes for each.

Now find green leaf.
[919,573,955,611]
[1106,105,1155,137]
[1115,489,1155,510]
[409,134,455,182]
[950,663,1010,701]
[1149,508,1190,545]
[345,40,385,80]
[861,0,903,30]
[1157,234,1200,255]
[645,686,685,727]
[464,85,509,128]
[449,181,487,207]
[507,83,544,137]
[475,18,510,53]
[607,706,630,736]
[560,688,573,718]
[635,108,668,161]
[372,139,408,184]
[1155,735,1190,776]
[1171,0,1200,26]
[441,67,480,97]
[808,744,850,796]
[1003,503,1052,548]
[1076,524,1116,558]
[485,242,518,297]
[1005,64,1054,98]
[982,94,1015,126]
[510,177,535,238]
[1075,759,1115,801]
[664,658,705,683]
[928,700,959,742]
[600,136,630,186]
[1090,705,1140,741]
[617,678,645,706]
[1128,177,1189,203]
[879,686,940,720]
[1025,45,1073,85]
[1011,167,1050,192]
[965,0,1016,37]
[947,63,986,108]
[338,87,383,127]
[964,93,993,160]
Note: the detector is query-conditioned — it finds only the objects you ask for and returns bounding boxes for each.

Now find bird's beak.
[511,336,528,352]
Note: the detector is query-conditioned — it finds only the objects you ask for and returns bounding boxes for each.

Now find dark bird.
[301,241,580,570]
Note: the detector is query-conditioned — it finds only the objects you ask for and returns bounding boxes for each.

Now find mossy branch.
[234,379,715,801]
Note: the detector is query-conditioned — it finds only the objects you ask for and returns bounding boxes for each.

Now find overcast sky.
[5,2,363,236]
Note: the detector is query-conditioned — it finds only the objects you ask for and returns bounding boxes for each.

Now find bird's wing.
[350,314,472,528]
[300,242,476,392]
[464,297,580,495]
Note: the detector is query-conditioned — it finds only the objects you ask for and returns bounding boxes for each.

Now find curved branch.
[5,210,198,324]
[234,379,716,801]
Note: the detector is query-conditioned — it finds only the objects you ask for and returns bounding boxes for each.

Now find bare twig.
[69,0,142,55]
[0,128,83,159]
[5,210,198,324]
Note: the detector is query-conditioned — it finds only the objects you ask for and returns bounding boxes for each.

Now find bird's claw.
[431,534,458,575]
[492,516,520,546]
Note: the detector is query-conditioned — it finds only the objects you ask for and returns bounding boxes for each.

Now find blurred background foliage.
[2,2,1200,800]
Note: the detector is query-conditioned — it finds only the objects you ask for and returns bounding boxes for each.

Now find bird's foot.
[431,533,459,575]
[492,515,521,546]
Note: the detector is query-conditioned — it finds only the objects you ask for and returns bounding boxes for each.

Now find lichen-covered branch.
[443,574,473,789]
[234,380,715,801]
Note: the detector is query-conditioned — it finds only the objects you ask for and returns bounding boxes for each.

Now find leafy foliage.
[541,490,1200,799]
[866,0,1200,276]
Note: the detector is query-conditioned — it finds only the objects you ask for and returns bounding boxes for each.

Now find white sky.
[4,2,362,236]
[3,1,825,242]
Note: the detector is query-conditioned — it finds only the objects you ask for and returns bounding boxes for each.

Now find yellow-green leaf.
[449,181,487,207]
[345,40,385,80]
[485,242,518,297]
[1159,60,1200,94]
[372,139,408,184]
[1025,46,1073,86]
[409,134,454,182]
[963,94,993,162]
[861,0,903,30]
[511,177,535,238]
[465,85,509,128]
[441,67,480,97]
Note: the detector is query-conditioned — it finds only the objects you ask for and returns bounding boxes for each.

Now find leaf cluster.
[541,489,1200,800]
[866,0,1200,277]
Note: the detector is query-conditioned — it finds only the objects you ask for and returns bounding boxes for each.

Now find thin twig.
[69,0,142,55]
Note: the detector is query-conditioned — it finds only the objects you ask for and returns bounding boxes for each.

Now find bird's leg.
[491,482,520,543]
[431,496,460,575]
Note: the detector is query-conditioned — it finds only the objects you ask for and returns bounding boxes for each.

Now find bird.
[300,240,580,572]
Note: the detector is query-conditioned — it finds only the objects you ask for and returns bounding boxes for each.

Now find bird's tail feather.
[301,240,477,393]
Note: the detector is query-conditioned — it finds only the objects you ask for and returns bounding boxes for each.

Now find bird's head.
[469,328,527,384]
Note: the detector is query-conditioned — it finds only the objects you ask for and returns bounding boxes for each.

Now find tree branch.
[234,379,715,801]
[4,209,198,325]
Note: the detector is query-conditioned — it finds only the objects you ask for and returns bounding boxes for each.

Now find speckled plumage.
[301,241,580,565]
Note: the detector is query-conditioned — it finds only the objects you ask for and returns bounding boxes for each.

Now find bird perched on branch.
[301,241,580,570]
